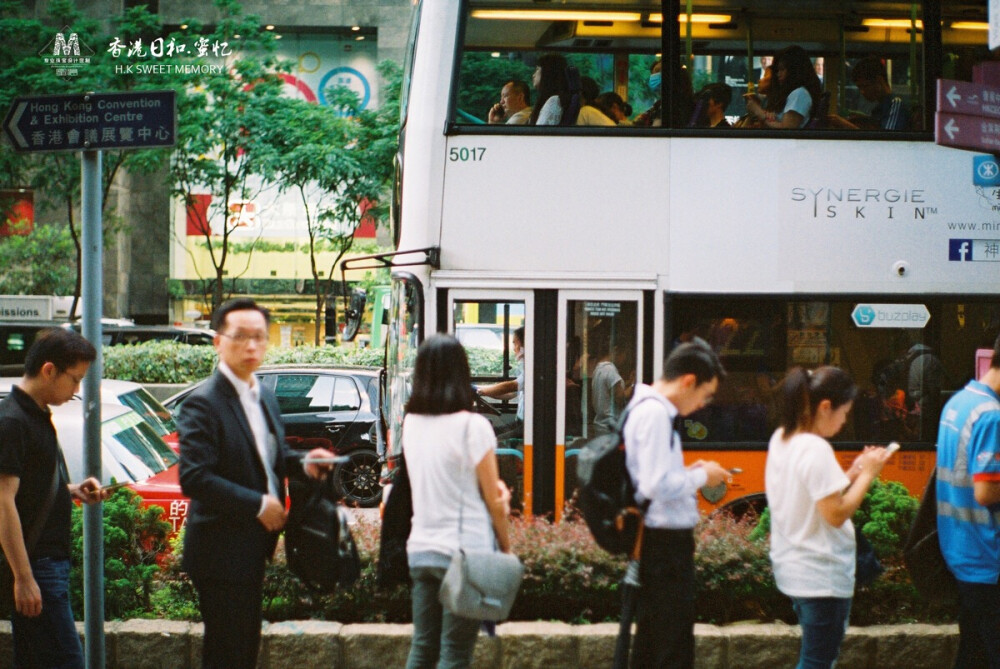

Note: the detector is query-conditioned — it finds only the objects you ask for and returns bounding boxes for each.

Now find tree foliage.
[0,221,76,294]
[0,0,169,311]
[261,60,401,344]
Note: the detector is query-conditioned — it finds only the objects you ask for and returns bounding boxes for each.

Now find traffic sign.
[936,112,1000,153]
[936,79,1000,120]
[2,90,175,153]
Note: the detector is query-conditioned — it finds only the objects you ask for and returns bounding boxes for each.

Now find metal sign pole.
[80,149,105,669]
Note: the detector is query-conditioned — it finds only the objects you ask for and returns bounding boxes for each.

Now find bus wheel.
[710,493,767,521]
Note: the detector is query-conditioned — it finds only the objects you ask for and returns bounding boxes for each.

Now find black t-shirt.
[0,386,73,559]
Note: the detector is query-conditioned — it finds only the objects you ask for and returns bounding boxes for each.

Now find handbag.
[438,415,524,621]
[903,470,959,609]
[0,462,61,617]
[285,476,360,591]
[377,454,413,589]
[854,523,884,588]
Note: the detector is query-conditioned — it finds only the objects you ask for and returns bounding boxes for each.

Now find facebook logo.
[949,239,973,261]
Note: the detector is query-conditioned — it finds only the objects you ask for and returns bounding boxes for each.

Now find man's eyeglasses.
[220,332,268,345]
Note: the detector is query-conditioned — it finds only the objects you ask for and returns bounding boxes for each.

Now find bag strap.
[23,459,61,557]
[456,414,472,551]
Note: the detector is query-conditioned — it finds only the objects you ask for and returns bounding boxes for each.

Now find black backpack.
[576,398,653,555]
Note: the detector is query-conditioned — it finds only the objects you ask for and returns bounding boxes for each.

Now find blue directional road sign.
[3,90,175,153]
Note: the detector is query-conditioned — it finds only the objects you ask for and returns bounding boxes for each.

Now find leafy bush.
[695,512,790,623]
[145,500,947,626]
[264,345,384,368]
[103,341,217,383]
[466,347,505,378]
[102,341,384,384]
[854,479,918,560]
[70,488,172,620]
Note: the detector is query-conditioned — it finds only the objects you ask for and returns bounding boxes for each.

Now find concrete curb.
[0,620,959,668]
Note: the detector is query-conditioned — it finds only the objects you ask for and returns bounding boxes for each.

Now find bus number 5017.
[449,147,486,162]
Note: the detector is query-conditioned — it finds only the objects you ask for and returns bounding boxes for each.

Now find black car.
[0,320,68,375]
[164,364,383,507]
[69,324,216,346]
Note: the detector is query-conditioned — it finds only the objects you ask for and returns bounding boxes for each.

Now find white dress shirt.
[623,384,708,529]
[218,362,280,508]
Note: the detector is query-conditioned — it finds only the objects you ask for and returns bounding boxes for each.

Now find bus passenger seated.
[576,76,616,126]
[530,53,575,125]
[694,83,733,128]
[849,57,909,131]
[488,80,532,125]
[593,92,632,125]
[744,45,821,129]
[633,60,694,128]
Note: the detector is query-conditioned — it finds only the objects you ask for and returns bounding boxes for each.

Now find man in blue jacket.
[936,332,1000,669]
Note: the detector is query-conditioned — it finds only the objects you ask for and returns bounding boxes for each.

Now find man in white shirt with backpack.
[624,341,729,668]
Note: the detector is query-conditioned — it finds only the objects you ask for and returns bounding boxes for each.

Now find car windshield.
[103,411,178,475]
[117,388,177,437]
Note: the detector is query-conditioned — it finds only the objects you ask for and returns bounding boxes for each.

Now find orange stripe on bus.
[554,444,565,523]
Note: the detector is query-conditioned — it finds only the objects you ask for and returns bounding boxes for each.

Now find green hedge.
[143,482,953,626]
[75,461,952,625]
[102,341,384,384]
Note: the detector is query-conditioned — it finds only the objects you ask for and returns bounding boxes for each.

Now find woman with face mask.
[633,59,693,127]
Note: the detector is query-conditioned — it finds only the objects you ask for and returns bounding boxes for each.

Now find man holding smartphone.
[0,329,108,668]
[177,298,334,669]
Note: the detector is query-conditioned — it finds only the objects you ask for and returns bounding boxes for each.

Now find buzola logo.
[949,239,973,261]
[852,305,876,326]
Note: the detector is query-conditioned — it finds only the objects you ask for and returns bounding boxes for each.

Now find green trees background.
[0,0,400,317]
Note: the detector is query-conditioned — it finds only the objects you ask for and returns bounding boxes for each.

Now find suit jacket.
[177,370,299,583]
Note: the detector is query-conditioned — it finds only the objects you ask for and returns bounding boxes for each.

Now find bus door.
[447,290,534,513]
[557,291,644,521]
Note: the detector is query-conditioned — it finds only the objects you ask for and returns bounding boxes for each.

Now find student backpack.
[576,398,653,555]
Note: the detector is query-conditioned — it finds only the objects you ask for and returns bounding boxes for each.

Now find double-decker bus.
[377,0,1000,519]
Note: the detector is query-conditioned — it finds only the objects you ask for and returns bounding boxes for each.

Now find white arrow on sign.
[4,102,28,149]
[945,117,959,140]
[946,85,962,108]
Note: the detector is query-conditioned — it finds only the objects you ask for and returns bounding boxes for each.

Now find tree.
[0,221,76,294]
[167,0,289,313]
[263,61,401,345]
[0,0,169,313]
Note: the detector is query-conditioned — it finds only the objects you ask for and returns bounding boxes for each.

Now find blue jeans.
[789,596,852,669]
[954,579,1000,669]
[11,557,83,669]
[406,566,480,669]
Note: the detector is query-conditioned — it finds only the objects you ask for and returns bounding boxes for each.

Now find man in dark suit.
[178,298,333,668]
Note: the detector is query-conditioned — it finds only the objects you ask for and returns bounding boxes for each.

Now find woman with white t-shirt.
[765,366,891,669]
[402,334,512,669]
